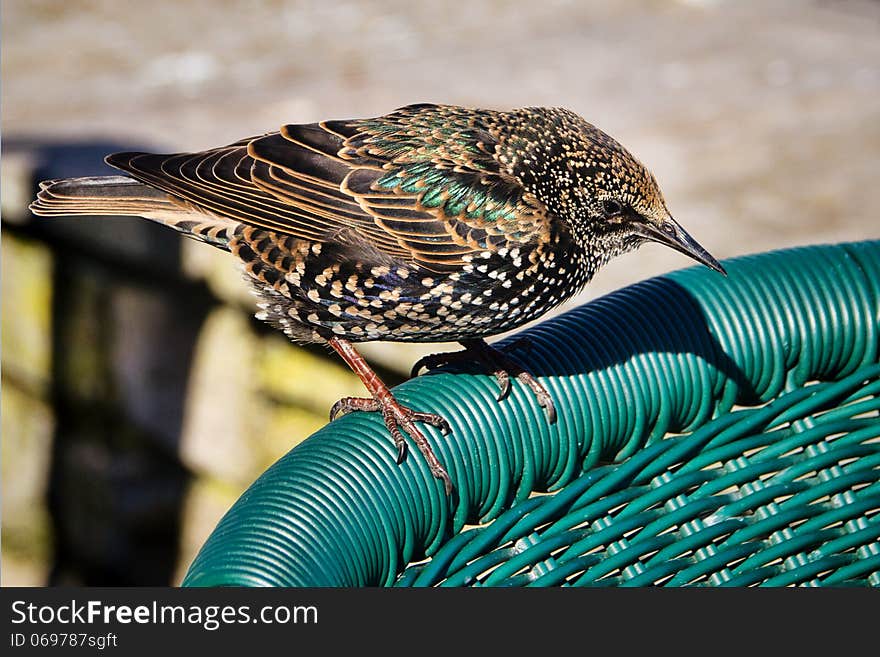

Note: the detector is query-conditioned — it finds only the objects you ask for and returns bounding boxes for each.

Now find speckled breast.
[232,223,590,344]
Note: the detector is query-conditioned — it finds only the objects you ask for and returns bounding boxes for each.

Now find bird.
[30,103,725,493]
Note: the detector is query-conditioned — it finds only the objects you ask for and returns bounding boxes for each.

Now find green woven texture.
[182,241,880,587]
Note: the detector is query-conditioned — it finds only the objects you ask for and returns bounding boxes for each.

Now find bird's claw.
[518,372,557,424]
[330,396,380,421]
[330,393,453,493]
[411,338,556,424]
[495,369,512,401]
[412,411,452,435]
[410,351,451,378]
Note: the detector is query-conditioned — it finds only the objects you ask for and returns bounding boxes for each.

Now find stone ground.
[2,0,879,584]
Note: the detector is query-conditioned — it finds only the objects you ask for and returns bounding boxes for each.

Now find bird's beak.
[633,216,727,276]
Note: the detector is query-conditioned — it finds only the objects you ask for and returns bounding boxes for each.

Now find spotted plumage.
[31,103,724,493]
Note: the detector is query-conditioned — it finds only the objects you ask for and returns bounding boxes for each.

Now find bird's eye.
[602,199,623,216]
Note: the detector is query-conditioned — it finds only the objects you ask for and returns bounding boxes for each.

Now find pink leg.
[328,337,453,493]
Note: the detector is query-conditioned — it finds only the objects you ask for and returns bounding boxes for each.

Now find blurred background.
[2,0,878,585]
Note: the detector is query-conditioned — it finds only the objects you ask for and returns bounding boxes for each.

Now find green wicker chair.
[182,241,880,587]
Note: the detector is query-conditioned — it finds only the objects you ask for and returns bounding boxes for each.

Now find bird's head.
[501,107,725,275]
[582,157,726,276]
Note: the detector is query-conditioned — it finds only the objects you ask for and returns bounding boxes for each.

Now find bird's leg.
[327,337,453,493]
[411,338,557,423]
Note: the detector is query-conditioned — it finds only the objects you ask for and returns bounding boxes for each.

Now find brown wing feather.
[106,104,553,273]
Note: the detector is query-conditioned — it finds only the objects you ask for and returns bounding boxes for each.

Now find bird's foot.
[330,395,453,493]
[411,338,557,423]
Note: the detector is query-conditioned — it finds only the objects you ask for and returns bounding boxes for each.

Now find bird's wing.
[107,104,551,273]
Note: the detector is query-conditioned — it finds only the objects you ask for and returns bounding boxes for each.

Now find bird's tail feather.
[29,176,180,217]
[29,176,235,248]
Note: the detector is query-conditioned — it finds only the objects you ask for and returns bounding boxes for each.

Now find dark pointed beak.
[633,217,727,276]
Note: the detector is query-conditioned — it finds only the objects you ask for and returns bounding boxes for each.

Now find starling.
[30,103,724,493]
